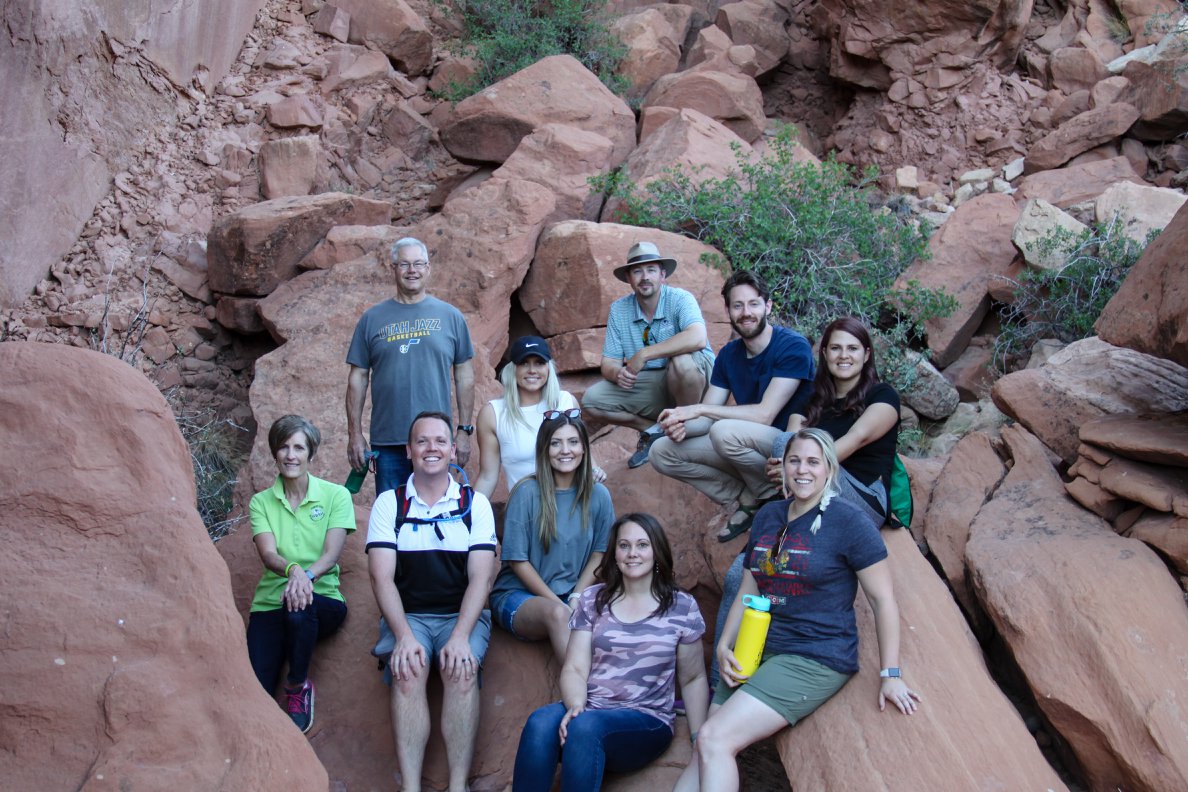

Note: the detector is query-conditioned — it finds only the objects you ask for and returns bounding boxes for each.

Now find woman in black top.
[775,316,900,524]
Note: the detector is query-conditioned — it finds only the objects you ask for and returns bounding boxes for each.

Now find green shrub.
[994,218,1153,371]
[595,127,954,390]
[437,0,627,100]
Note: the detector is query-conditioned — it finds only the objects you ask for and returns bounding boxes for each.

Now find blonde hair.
[780,427,840,501]
[497,357,562,432]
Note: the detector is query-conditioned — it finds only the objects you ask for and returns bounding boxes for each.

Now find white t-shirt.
[490,390,578,489]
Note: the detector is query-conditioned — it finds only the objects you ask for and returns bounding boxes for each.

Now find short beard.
[730,313,767,340]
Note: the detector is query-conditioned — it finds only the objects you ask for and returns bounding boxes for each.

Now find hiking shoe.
[628,430,661,469]
[284,679,315,734]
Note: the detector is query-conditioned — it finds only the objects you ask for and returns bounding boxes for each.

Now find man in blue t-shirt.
[346,237,476,495]
[651,270,814,541]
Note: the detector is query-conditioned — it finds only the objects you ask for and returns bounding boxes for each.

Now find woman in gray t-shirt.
[490,410,613,662]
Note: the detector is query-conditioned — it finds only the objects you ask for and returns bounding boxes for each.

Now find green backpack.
[887,454,914,529]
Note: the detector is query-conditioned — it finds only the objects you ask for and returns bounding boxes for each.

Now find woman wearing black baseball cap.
[475,336,605,498]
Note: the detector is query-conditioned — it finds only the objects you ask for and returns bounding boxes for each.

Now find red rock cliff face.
[0,342,327,791]
[0,0,266,306]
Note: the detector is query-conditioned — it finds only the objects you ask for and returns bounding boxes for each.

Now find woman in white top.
[476,335,602,497]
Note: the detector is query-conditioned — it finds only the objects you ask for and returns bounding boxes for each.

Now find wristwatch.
[306,570,317,583]
[880,667,901,678]
[456,424,475,435]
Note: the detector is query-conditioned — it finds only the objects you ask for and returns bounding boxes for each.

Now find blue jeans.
[246,593,348,692]
[512,702,673,792]
[373,444,412,497]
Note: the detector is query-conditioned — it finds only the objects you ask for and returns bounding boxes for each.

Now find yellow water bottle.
[734,594,772,679]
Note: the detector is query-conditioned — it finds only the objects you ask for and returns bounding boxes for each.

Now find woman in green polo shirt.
[247,415,355,734]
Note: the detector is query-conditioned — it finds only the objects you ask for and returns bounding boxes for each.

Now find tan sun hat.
[613,241,678,283]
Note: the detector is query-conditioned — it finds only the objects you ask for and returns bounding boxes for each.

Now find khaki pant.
[581,351,714,422]
[650,419,784,505]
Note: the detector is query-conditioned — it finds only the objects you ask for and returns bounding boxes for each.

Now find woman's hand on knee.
[558,703,585,745]
[283,569,313,611]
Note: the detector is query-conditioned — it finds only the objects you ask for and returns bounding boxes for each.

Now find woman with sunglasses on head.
[676,429,920,792]
[513,513,709,792]
[475,335,604,499]
[490,410,615,661]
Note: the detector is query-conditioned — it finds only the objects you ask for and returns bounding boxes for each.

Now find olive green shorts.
[712,653,852,725]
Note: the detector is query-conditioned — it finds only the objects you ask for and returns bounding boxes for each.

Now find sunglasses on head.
[543,408,582,420]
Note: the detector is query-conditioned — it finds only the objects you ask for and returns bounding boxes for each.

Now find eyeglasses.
[397,260,429,271]
[642,323,653,346]
[543,408,582,420]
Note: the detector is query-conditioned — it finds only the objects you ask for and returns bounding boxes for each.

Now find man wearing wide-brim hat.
[582,241,715,469]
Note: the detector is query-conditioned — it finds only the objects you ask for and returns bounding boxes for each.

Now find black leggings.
[246,594,347,692]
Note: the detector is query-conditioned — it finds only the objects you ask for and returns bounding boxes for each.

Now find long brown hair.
[802,317,880,427]
[511,412,594,552]
[594,513,677,616]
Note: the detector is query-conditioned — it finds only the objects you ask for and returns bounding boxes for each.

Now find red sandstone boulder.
[1121,59,1188,141]
[549,328,606,373]
[611,6,696,99]
[966,425,1188,792]
[992,337,1188,463]
[311,4,351,42]
[1012,197,1089,270]
[489,123,618,225]
[1016,155,1146,207]
[602,108,757,222]
[685,24,761,76]
[334,0,432,76]
[714,0,791,77]
[298,224,403,271]
[1023,103,1140,173]
[941,336,996,401]
[379,101,435,162]
[642,69,767,142]
[921,431,1005,621]
[815,0,1031,90]
[440,55,636,167]
[320,44,395,93]
[521,221,730,338]
[780,528,1069,791]
[1080,411,1188,468]
[267,94,324,128]
[1097,200,1188,368]
[1095,454,1188,516]
[1048,45,1109,94]
[258,135,322,199]
[1094,180,1186,243]
[895,193,1020,369]
[216,294,266,334]
[207,192,392,297]
[903,455,945,546]
[1126,512,1188,575]
[0,342,326,791]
